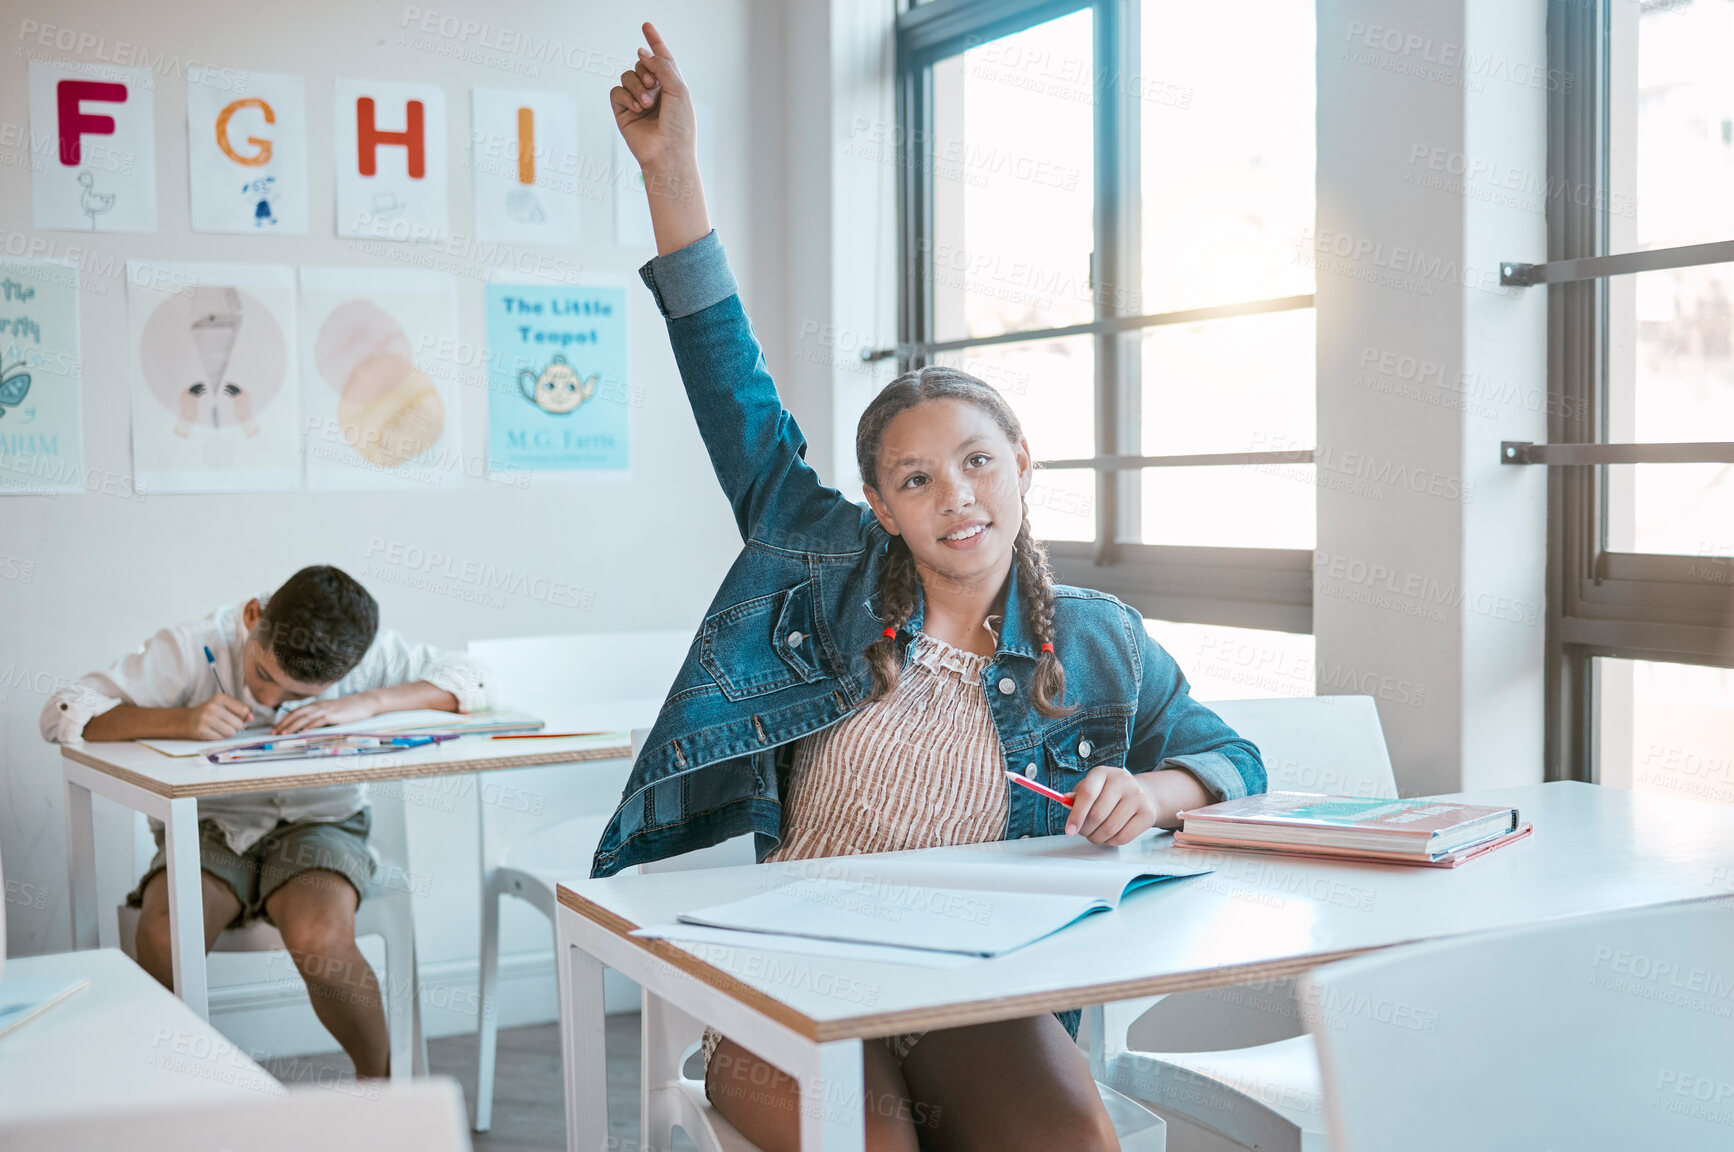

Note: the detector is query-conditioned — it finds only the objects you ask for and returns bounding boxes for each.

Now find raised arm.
[613,23,867,549]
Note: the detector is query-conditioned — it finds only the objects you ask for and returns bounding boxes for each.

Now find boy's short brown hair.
[256,566,379,685]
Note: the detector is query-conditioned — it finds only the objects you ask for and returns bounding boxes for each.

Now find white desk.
[62,731,632,1018]
[0,948,281,1128]
[554,782,1734,1152]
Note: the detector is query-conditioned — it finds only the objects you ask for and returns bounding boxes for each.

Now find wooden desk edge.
[556,884,1391,1044]
[61,739,634,799]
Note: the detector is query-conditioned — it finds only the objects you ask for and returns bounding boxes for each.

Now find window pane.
[1632,1,1734,250]
[928,9,1095,341]
[1597,657,1734,807]
[1141,464,1316,549]
[1139,0,1315,315]
[1605,463,1734,557]
[1143,619,1315,701]
[1026,468,1094,543]
[1614,266,1734,445]
[1141,308,1315,456]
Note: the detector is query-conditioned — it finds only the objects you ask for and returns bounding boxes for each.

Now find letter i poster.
[485,279,629,478]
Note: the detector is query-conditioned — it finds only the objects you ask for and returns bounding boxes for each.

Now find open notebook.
[135,708,545,757]
[638,846,1211,960]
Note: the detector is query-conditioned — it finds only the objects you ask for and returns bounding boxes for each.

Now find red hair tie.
[882,627,897,639]
[1040,642,1054,654]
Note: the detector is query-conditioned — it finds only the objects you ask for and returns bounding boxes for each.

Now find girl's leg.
[899,1014,1119,1152]
[705,1035,921,1152]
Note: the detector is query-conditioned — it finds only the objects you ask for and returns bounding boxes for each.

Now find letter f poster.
[485,280,629,478]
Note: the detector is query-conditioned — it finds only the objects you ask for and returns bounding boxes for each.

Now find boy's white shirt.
[40,600,495,854]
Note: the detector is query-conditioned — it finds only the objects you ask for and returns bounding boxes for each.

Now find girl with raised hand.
[599,22,1265,1152]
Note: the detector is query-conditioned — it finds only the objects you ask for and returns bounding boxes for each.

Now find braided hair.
[855,365,1072,718]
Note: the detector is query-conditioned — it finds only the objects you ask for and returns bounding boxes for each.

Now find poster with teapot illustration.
[126,261,299,493]
[485,279,628,478]
[299,266,463,491]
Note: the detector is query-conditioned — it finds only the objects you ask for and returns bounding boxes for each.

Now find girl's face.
[864,398,1032,591]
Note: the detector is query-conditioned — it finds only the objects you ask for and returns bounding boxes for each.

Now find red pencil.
[1005,770,1074,808]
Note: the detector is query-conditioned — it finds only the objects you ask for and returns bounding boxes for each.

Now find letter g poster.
[485,280,629,478]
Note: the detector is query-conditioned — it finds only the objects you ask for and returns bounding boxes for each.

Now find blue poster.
[486,283,628,475]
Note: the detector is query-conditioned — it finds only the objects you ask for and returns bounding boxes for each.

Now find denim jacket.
[591,230,1265,879]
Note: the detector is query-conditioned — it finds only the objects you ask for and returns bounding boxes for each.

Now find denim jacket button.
[997,677,1016,695]
[1078,739,1093,758]
[786,631,804,647]
[1023,762,1038,779]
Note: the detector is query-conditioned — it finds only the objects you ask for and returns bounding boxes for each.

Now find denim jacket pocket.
[700,581,829,702]
[1040,707,1134,834]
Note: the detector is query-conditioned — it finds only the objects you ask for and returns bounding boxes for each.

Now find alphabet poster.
[300,267,462,490]
[472,87,581,245]
[187,71,309,234]
[485,280,628,477]
[0,260,83,495]
[127,262,300,493]
[29,61,157,232]
[333,79,449,240]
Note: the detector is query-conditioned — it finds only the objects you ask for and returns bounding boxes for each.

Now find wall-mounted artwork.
[486,280,628,478]
[0,260,83,495]
[29,61,157,233]
[300,267,461,490]
[334,79,449,241]
[187,70,309,234]
[127,262,299,493]
[472,87,581,245]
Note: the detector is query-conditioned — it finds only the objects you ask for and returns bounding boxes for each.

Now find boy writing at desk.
[40,564,493,1077]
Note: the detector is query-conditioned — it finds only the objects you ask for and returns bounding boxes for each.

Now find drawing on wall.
[472,87,581,245]
[333,79,449,240]
[29,62,158,233]
[300,267,461,490]
[188,71,309,234]
[486,280,628,478]
[128,262,299,493]
[0,260,83,494]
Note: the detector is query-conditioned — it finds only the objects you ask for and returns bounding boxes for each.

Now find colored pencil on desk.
[489,731,610,740]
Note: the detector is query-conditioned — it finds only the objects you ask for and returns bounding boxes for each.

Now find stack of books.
[1174,793,1532,867]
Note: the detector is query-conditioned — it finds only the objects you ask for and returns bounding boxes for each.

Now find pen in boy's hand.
[1005,770,1074,808]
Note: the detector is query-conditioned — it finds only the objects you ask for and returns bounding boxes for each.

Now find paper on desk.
[135,708,542,757]
[631,922,978,969]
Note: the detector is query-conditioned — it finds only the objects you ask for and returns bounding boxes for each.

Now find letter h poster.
[486,280,629,479]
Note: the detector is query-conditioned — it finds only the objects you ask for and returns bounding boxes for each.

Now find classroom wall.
[0,0,818,1050]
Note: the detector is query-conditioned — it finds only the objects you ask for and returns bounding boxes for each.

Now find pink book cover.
[1175,792,1520,842]
[1173,823,1535,868]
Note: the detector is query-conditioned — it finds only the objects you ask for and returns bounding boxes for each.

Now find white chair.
[1089,695,1396,1152]
[469,630,694,1132]
[118,783,428,1081]
[1304,896,1734,1152]
[1,1076,473,1151]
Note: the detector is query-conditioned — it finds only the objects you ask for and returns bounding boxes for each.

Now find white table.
[0,948,281,1128]
[62,731,632,1018]
[554,781,1734,1152]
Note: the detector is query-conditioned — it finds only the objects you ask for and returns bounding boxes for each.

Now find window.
[892,0,1316,637]
[1532,0,1734,782]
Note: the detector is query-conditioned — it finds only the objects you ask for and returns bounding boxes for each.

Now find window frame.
[1542,0,1734,782]
[891,0,1315,635]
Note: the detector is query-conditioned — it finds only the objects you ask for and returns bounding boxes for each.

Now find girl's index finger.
[642,21,675,63]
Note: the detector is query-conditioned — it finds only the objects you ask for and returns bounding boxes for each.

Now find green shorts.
[126,808,375,929]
